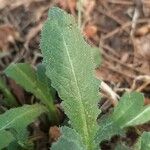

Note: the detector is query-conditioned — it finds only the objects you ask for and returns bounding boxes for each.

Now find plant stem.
[48,104,59,125]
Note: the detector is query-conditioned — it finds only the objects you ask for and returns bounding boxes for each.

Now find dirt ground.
[0,0,150,149]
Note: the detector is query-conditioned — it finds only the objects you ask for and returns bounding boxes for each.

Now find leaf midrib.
[0,105,41,130]
[61,32,90,146]
[124,106,150,126]
[13,64,50,105]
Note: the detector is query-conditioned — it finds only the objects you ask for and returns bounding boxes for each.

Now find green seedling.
[0,7,150,150]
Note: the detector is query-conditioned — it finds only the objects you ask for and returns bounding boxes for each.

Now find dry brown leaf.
[144,97,150,105]
[134,33,150,61]
[135,24,150,36]
[49,126,61,142]
[0,0,43,10]
[27,1,51,22]
[0,24,20,51]
[84,24,97,38]
[57,0,67,9]
[57,0,76,14]
[67,0,76,14]
[142,0,150,17]
[120,52,129,63]
[83,0,95,18]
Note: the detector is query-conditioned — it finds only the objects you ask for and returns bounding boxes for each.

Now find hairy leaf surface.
[0,130,15,149]
[51,126,86,150]
[0,104,47,133]
[135,132,150,150]
[96,92,150,143]
[0,104,47,149]
[41,7,100,149]
[8,141,25,150]
[5,63,58,122]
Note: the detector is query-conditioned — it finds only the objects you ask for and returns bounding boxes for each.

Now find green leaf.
[0,130,15,149]
[135,132,150,150]
[4,63,58,123]
[51,126,86,150]
[0,104,48,143]
[36,63,56,99]
[0,104,46,149]
[8,128,33,149]
[115,143,132,150]
[41,7,100,150]
[91,48,101,68]
[36,63,50,87]
[0,76,18,107]
[95,92,150,143]
[8,141,25,150]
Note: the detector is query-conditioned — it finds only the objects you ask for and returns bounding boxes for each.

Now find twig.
[136,81,150,92]
[99,9,129,33]
[131,75,150,91]
[99,42,120,58]
[102,63,135,79]
[114,87,130,93]
[102,19,150,40]
[101,81,119,106]
[108,0,134,5]
[130,0,141,37]
[32,52,42,65]
[102,49,148,75]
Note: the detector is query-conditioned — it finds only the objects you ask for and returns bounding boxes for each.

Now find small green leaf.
[0,130,15,149]
[8,141,25,150]
[0,104,46,149]
[51,126,86,150]
[9,128,33,149]
[0,76,18,107]
[36,63,56,99]
[95,92,150,143]
[4,63,58,123]
[41,7,100,150]
[0,104,48,141]
[135,132,150,150]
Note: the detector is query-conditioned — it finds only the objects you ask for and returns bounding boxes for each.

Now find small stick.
[101,100,112,112]
[131,75,150,91]
[102,63,135,79]
[99,42,120,58]
[130,0,141,37]
[108,0,134,5]
[101,81,119,106]
[102,19,150,40]
[136,81,150,92]
[102,50,148,75]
